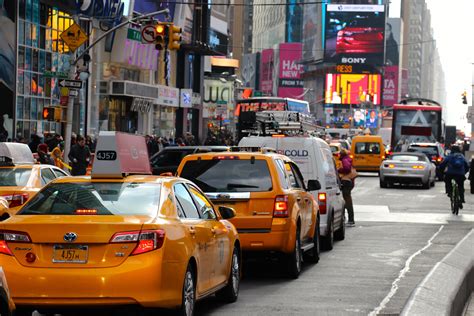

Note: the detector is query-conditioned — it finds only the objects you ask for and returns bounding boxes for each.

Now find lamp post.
[63,9,170,164]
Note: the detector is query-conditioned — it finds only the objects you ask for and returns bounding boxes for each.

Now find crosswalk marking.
[354,204,474,224]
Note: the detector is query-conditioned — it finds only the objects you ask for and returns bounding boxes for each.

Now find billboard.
[302,3,320,61]
[385,18,401,66]
[278,43,304,99]
[241,53,259,89]
[382,65,399,107]
[365,109,378,128]
[325,73,381,105]
[324,4,385,65]
[286,0,303,43]
[260,49,275,95]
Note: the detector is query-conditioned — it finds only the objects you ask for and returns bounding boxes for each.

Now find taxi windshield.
[19,182,161,216]
[0,168,32,186]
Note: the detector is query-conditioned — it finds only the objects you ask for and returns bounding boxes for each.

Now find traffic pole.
[63,58,76,170]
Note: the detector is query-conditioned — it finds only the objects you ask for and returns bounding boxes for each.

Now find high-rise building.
[252,0,286,52]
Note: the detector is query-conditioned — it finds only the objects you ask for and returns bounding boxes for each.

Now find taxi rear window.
[355,142,381,154]
[0,168,32,186]
[180,159,273,192]
[19,182,161,216]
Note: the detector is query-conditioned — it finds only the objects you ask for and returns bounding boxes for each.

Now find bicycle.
[450,178,461,215]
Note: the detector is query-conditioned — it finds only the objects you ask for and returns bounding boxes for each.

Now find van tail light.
[273,195,289,218]
[2,193,29,207]
[0,230,32,256]
[110,230,165,255]
[318,193,327,215]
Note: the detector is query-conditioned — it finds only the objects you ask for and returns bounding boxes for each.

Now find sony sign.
[341,57,367,64]
[76,0,124,27]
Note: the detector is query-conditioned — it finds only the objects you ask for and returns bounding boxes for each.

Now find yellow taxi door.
[284,162,311,238]
[187,185,231,287]
[174,183,214,293]
[366,142,383,169]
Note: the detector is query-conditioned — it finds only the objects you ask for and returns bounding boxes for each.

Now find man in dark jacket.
[68,135,90,176]
[439,145,469,205]
[338,149,356,226]
[470,158,474,194]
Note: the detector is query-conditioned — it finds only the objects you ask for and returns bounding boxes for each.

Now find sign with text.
[278,43,304,99]
[325,73,381,105]
[382,66,399,107]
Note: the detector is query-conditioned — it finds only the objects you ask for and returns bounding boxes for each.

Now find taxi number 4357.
[96,150,117,161]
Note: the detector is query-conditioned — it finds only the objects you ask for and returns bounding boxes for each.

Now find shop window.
[32,49,39,72]
[25,48,31,71]
[25,22,31,46]
[45,52,52,71]
[19,0,26,19]
[17,98,24,120]
[16,121,23,139]
[19,21,25,45]
[31,74,38,96]
[31,98,37,120]
[25,0,32,20]
[37,99,44,120]
[24,98,31,120]
[24,72,31,96]
[17,71,24,95]
[31,23,39,47]
[39,51,45,73]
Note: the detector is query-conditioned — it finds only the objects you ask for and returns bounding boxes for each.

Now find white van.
[239,136,345,250]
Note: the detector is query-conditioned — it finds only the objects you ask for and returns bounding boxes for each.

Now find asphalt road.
[30,174,474,316]
[195,173,474,315]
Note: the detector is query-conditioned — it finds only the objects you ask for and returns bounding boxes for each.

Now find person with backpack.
[439,145,469,206]
[338,148,357,227]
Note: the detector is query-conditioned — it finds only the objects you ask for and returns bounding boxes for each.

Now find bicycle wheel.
[452,182,460,215]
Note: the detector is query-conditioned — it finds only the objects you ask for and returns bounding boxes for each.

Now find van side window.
[275,159,289,189]
[285,162,304,189]
[355,142,380,154]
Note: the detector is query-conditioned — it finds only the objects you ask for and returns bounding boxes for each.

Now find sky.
[389,0,474,135]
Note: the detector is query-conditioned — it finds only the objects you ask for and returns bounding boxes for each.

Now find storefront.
[153,85,179,138]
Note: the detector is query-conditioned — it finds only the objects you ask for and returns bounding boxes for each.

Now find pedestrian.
[469,158,474,194]
[28,134,42,153]
[439,145,469,207]
[85,135,96,153]
[37,143,54,165]
[338,149,357,227]
[68,135,91,176]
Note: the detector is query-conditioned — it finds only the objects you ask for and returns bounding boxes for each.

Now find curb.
[401,229,474,316]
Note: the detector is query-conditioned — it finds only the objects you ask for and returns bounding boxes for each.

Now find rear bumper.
[2,253,184,309]
[381,175,428,184]
[238,218,293,253]
[354,165,380,172]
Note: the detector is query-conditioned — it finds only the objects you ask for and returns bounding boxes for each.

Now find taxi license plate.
[398,170,407,174]
[52,245,88,263]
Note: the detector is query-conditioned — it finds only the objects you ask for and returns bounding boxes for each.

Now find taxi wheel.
[334,211,345,241]
[422,179,430,189]
[178,264,196,316]
[216,246,240,303]
[287,226,302,279]
[322,215,334,251]
[304,220,320,264]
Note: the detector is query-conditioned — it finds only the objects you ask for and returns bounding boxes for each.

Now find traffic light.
[54,107,62,121]
[168,24,182,50]
[42,107,54,121]
[155,22,167,50]
[207,122,214,129]
[462,91,468,104]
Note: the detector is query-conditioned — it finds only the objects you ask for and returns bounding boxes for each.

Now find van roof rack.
[238,110,323,137]
[230,146,277,154]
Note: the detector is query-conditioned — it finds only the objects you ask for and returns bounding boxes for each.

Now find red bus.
[391,99,442,151]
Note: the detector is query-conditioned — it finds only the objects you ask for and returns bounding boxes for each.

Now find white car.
[380,152,437,189]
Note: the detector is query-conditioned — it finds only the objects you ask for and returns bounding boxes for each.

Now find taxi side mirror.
[218,206,236,220]
[307,180,321,191]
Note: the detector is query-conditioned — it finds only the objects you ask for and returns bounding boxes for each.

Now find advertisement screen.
[325,73,381,105]
[278,43,304,99]
[382,66,399,107]
[353,109,366,127]
[324,4,385,65]
[365,109,378,128]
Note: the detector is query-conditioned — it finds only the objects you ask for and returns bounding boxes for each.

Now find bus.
[391,99,442,152]
[235,97,310,116]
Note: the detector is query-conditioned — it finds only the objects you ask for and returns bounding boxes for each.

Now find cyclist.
[439,145,469,207]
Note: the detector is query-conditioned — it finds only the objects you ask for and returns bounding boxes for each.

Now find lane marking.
[368,225,445,315]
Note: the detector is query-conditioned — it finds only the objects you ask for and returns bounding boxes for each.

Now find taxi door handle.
[189,227,196,236]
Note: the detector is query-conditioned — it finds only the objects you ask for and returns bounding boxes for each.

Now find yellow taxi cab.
[177,150,321,278]
[0,143,69,210]
[350,135,385,172]
[329,142,343,169]
[0,132,240,316]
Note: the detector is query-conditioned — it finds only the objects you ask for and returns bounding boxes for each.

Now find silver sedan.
[379,152,437,189]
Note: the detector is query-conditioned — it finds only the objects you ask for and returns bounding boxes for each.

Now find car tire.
[287,226,302,279]
[216,246,240,303]
[321,215,334,251]
[178,264,196,316]
[334,211,345,241]
[422,179,430,189]
[380,179,387,188]
[303,220,320,264]
[430,179,435,187]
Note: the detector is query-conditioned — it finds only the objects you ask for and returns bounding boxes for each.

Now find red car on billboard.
[336,17,384,54]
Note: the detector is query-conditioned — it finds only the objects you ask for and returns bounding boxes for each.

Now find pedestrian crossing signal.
[155,23,167,50]
[168,24,182,50]
[42,107,55,121]
[462,91,467,104]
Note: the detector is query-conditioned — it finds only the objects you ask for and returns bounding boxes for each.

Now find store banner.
[260,49,274,95]
[278,43,304,99]
[157,85,179,107]
[382,66,399,107]
[180,89,192,108]
[203,79,234,118]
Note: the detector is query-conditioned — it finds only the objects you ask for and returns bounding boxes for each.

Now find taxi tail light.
[318,193,327,214]
[412,165,425,170]
[0,230,31,256]
[213,155,240,160]
[132,230,166,255]
[349,154,354,159]
[273,195,289,218]
[2,193,29,207]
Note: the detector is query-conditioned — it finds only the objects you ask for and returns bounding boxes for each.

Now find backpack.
[450,154,465,171]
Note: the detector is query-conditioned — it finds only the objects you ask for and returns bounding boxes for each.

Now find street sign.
[43,71,68,79]
[60,23,88,52]
[141,25,156,44]
[59,79,82,89]
[69,89,79,97]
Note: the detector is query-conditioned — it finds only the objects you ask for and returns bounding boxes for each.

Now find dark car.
[407,143,445,179]
[150,146,229,175]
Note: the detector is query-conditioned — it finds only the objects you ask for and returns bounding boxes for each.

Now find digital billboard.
[382,65,399,107]
[365,109,378,128]
[325,73,381,105]
[324,4,385,65]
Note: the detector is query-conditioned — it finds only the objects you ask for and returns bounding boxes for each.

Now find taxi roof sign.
[91,132,152,178]
[0,143,35,166]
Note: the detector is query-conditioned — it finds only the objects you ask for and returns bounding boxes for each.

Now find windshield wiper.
[227,183,259,189]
